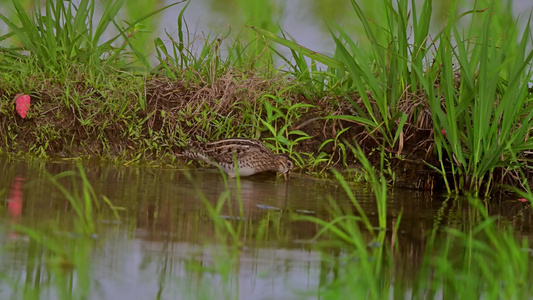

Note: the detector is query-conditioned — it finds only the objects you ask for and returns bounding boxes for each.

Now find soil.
[0,72,528,194]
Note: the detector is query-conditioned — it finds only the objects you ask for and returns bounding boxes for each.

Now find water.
[0,157,530,299]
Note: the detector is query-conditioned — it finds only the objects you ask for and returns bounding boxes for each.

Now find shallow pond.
[1,157,531,299]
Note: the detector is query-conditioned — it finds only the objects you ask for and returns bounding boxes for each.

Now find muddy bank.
[0,72,523,193]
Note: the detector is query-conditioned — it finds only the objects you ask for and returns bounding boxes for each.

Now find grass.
[0,0,183,72]
[0,0,532,197]
[254,0,533,195]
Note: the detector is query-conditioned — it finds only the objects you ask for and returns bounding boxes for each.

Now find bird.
[177,138,294,179]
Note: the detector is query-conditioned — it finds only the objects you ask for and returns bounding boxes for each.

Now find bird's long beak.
[283,172,289,180]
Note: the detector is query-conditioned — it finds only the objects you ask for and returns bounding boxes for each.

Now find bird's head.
[275,154,294,179]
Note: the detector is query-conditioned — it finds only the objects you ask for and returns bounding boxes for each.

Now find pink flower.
[441,128,446,136]
[14,94,31,119]
[518,198,528,202]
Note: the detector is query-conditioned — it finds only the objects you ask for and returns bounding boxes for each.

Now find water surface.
[0,157,530,299]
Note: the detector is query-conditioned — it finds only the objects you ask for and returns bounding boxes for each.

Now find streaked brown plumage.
[178,138,293,178]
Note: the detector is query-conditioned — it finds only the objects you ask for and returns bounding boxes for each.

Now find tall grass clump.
[0,0,182,72]
[419,1,533,196]
[235,0,282,70]
[254,0,533,195]
[154,0,282,83]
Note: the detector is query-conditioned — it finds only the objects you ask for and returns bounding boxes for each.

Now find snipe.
[178,138,293,178]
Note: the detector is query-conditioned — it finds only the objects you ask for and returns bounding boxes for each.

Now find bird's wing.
[203,138,269,164]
